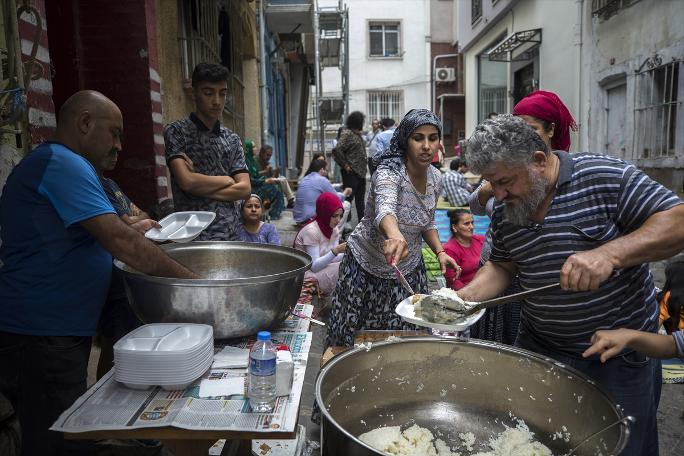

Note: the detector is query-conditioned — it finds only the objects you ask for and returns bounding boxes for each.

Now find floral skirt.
[326,250,428,347]
[253,181,284,220]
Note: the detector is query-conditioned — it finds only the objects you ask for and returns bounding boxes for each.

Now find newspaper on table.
[51,307,314,434]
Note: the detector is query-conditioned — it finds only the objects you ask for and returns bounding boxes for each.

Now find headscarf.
[240,193,262,212]
[371,109,442,172]
[512,90,577,151]
[243,139,259,177]
[314,192,343,239]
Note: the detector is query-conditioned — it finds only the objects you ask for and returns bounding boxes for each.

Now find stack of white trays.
[114,323,214,391]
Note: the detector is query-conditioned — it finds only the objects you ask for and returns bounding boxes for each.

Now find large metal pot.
[316,337,629,455]
[114,242,311,339]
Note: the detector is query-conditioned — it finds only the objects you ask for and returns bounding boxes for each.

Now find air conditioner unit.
[435,67,456,83]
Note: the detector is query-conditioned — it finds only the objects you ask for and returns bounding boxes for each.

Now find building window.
[369,22,400,58]
[477,43,507,122]
[472,0,483,24]
[367,91,403,123]
[633,58,681,159]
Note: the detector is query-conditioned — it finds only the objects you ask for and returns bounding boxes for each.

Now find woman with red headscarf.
[294,192,347,295]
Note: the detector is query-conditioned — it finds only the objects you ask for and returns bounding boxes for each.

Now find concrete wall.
[431,0,454,43]
[461,0,580,146]
[243,57,262,144]
[580,0,684,195]
[456,0,516,53]
[155,0,194,127]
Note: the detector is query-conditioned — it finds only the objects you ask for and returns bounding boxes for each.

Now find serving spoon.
[436,283,562,317]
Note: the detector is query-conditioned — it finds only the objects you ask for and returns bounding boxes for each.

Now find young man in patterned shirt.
[164,63,251,240]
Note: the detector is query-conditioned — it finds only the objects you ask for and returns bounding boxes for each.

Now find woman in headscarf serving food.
[327,109,461,347]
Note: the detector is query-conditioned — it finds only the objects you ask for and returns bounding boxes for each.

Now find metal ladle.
[440,283,562,317]
[564,415,636,455]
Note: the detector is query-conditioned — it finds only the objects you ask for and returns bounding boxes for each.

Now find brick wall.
[18,0,55,145]
[45,0,165,211]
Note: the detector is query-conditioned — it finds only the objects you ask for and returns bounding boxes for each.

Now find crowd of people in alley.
[0,60,683,456]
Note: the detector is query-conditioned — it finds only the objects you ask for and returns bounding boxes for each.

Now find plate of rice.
[395,288,485,331]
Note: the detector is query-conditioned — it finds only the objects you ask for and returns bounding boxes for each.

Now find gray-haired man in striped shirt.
[459,114,684,456]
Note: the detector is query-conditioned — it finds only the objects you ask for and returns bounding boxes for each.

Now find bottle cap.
[257,331,271,341]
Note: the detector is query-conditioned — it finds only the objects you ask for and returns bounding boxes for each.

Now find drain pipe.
[575,0,584,150]
[432,53,460,112]
[258,0,269,146]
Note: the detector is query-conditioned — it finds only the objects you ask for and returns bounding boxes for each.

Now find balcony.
[265,0,314,34]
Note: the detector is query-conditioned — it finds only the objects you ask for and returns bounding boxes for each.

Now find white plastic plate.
[395,296,485,331]
[114,324,213,354]
[145,211,216,243]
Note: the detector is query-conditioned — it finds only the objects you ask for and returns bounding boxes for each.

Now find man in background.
[442,158,472,207]
[256,144,295,208]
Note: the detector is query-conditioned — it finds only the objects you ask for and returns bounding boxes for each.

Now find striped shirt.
[489,152,683,356]
[442,170,471,207]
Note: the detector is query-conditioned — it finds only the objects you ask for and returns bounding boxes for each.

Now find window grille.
[591,0,640,20]
[633,56,681,159]
[367,91,403,123]
[472,0,483,24]
[369,22,400,58]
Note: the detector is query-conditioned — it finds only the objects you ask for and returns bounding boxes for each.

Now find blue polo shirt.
[0,142,116,336]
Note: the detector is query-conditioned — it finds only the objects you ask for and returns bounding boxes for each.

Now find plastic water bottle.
[248,331,277,412]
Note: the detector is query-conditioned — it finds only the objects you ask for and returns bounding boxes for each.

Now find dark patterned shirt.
[164,113,248,241]
[99,177,133,216]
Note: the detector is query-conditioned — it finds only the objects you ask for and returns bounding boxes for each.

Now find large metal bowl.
[114,242,311,339]
[316,337,630,456]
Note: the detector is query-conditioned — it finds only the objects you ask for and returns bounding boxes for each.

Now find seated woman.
[294,192,347,296]
[237,194,280,245]
[443,209,485,290]
[244,139,284,220]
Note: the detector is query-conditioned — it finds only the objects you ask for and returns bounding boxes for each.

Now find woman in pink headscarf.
[294,192,347,295]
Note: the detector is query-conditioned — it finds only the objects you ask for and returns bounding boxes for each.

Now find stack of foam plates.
[114,323,214,391]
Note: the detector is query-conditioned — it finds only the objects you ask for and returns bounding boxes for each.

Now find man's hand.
[129,218,161,234]
[343,187,353,197]
[560,249,615,291]
[437,251,461,276]
[582,328,634,363]
[344,164,352,172]
[265,177,277,185]
[384,237,409,264]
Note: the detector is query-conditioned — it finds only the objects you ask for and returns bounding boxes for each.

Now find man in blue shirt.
[293,159,351,225]
[0,90,196,456]
[368,118,396,175]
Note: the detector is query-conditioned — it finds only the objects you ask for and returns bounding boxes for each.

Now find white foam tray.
[145,211,216,243]
[114,324,213,355]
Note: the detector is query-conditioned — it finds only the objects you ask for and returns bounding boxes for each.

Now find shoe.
[287,198,295,209]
